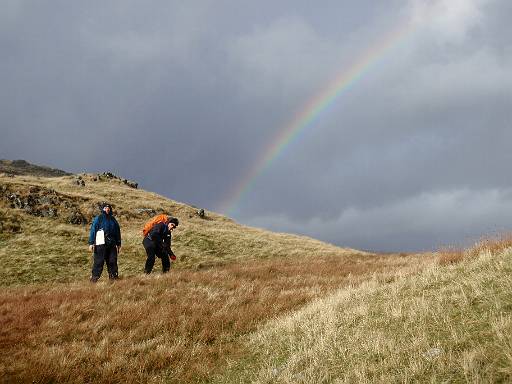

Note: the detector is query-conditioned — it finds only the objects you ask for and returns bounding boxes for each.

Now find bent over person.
[143,217,178,274]
[88,203,121,282]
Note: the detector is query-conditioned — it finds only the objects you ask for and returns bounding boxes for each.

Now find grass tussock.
[438,232,512,266]
[0,208,22,236]
[214,248,512,383]
[0,252,431,383]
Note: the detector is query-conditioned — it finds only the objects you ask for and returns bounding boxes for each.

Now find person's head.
[167,217,179,231]
[102,203,112,214]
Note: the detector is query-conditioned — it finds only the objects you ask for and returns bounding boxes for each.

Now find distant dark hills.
[0,159,71,177]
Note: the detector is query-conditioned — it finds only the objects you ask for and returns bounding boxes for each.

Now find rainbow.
[219,16,420,215]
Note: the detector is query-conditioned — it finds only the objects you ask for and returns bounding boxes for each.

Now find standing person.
[88,203,122,282]
[143,217,178,274]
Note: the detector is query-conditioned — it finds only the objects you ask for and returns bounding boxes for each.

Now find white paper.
[95,229,105,245]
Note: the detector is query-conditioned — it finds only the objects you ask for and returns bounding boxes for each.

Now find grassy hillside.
[0,159,71,177]
[214,241,512,383]
[0,171,367,286]
[0,168,438,383]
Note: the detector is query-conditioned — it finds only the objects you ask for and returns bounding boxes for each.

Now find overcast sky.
[1,0,511,252]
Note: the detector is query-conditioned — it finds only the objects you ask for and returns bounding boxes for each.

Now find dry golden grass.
[0,252,432,383]
[0,172,438,382]
[214,244,512,383]
[438,232,512,266]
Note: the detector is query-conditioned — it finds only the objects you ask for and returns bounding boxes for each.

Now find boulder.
[123,179,138,189]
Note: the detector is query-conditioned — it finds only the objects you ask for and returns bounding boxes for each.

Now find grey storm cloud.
[1,0,511,251]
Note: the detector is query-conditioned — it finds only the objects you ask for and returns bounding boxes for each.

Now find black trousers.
[143,237,170,274]
[91,244,118,281]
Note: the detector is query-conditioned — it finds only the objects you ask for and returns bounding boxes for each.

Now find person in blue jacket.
[143,217,178,274]
[88,203,121,282]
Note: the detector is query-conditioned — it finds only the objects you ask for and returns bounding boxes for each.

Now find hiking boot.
[90,276,99,283]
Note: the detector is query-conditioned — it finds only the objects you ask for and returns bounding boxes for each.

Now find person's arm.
[88,216,98,251]
[162,233,176,260]
[116,219,121,246]
[168,248,176,261]
[112,217,121,254]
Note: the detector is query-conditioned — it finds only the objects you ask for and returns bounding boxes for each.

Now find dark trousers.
[143,237,170,274]
[91,244,118,281]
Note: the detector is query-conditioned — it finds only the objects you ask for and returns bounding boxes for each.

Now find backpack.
[142,214,169,237]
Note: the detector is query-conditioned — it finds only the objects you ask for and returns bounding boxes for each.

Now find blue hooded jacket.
[88,211,121,246]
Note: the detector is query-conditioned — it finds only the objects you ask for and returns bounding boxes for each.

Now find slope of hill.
[0,164,437,383]
[0,159,71,177]
[213,245,512,383]
[0,169,371,286]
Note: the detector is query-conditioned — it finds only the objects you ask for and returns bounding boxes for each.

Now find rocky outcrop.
[188,207,208,219]
[123,179,138,189]
[1,183,89,224]
[94,172,138,189]
[73,175,86,187]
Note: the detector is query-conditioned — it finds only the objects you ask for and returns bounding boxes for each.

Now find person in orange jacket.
[143,217,178,274]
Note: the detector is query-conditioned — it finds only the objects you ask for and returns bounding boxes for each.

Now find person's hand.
[117,245,122,254]
[89,245,94,252]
